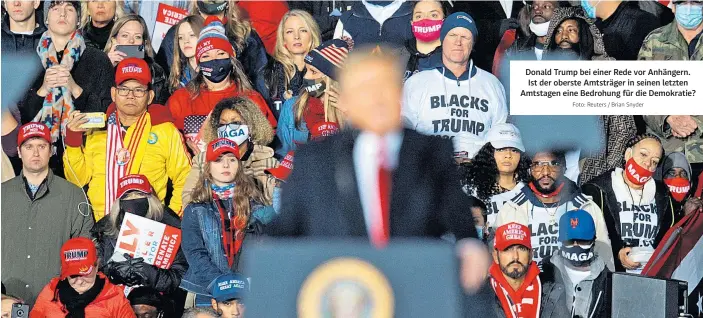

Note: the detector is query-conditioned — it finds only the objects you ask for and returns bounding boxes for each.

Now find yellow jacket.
[63,105,191,221]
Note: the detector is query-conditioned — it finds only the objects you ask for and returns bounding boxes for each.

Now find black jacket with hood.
[581,168,675,272]
[403,39,442,82]
[1,13,46,54]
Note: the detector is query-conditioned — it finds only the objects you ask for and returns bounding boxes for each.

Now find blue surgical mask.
[272,186,283,214]
[475,226,484,240]
[580,0,600,19]
[676,3,703,30]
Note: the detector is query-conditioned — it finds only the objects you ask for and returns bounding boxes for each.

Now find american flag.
[105,112,126,214]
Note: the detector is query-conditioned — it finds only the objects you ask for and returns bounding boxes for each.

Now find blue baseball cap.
[558,210,596,242]
[440,12,479,43]
[209,273,248,302]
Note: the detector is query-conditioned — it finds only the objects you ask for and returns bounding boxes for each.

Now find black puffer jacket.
[91,208,189,295]
[1,13,46,54]
[81,19,114,51]
[146,56,170,105]
[581,169,675,272]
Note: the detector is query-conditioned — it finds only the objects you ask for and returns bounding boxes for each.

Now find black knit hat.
[304,39,351,82]
[127,286,174,316]
[43,1,81,25]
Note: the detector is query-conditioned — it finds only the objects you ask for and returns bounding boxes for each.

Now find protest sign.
[152,3,188,53]
[110,213,182,295]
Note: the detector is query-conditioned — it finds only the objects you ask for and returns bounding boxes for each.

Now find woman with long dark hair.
[169,15,205,92]
[461,124,531,230]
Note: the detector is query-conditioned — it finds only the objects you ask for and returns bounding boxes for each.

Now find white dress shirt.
[353,130,403,238]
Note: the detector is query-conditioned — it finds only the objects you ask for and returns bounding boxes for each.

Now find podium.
[241,239,468,318]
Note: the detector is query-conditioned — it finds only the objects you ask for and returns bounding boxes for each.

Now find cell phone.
[80,112,106,129]
[11,303,29,318]
[116,44,145,59]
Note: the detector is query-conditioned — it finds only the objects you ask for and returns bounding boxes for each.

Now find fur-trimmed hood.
[544,6,613,61]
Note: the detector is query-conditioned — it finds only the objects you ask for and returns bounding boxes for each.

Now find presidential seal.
[297,257,394,318]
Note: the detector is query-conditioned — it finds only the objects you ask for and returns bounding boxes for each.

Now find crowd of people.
[1,0,702,317]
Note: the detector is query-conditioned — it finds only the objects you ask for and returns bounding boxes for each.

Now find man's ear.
[33,0,40,10]
[111,87,117,103]
[211,299,218,311]
[147,90,155,105]
[17,147,22,159]
[492,249,499,264]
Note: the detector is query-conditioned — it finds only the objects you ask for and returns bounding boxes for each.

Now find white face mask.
[217,124,250,146]
[529,21,550,37]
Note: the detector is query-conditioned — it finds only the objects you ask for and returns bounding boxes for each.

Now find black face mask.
[302,78,326,98]
[200,58,233,83]
[120,198,150,217]
[560,244,595,267]
[197,1,228,15]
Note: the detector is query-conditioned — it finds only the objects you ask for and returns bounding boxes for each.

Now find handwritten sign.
[152,3,188,53]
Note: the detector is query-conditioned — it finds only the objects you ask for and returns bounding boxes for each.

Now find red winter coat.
[30,273,135,318]
[166,83,277,131]
[238,0,289,55]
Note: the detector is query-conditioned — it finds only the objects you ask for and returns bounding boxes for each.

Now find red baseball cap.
[115,57,151,86]
[17,123,51,146]
[60,237,98,279]
[265,151,294,181]
[206,138,241,162]
[309,122,340,141]
[116,174,153,199]
[494,222,532,251]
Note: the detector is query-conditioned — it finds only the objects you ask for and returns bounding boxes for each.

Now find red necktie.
[373,140,392,248]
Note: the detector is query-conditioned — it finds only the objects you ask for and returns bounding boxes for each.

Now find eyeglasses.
[117,86,148,98]
[218,121,244,128]
[530,160,562,171]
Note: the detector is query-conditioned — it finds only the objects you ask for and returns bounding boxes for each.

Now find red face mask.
[664,177,690,202]
[412,19,443,42]
[624,158,654,186]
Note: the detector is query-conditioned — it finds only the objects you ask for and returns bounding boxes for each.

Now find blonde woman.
[169,15,205,92]
[104,14,170,104]
[155,0,269,103]
[276,39,350,157]
[91,174,188,306]
[262,10,322,119]
[80,0,124,50]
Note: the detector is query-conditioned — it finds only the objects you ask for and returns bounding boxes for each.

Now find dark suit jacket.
[266,129,478,240]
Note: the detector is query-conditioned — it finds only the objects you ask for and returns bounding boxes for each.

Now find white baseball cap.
[485,123,525,152]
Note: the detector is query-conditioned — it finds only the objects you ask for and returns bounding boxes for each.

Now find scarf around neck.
[212,186,247,268]
[55,275,105,318]
[35,30,86,143]
[490,262,542,318]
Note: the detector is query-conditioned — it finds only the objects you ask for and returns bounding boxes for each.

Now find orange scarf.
[489,261,542,318]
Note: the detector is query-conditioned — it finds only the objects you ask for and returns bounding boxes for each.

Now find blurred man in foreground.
[267,45,491,299]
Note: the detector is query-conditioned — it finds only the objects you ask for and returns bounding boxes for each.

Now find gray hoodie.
[543,253,609,318]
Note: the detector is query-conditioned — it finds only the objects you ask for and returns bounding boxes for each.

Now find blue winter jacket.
[275,97,310,157]
[180,199,275,296]
[337,1,414,48]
